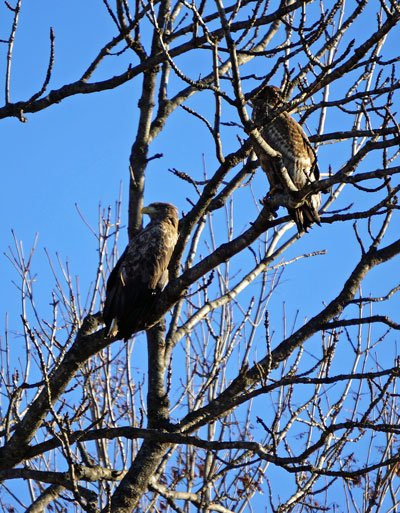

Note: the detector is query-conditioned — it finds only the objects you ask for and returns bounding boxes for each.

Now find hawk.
[252,85,321,233]
[103,202,179,340]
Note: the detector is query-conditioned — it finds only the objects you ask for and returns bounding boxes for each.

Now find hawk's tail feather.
[289,201,321,234]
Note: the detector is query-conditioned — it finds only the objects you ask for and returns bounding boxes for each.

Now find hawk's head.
[142,202,179,227]
[253,85,284,110]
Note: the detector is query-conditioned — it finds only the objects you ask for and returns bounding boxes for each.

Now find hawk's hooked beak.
[141,205,155,215]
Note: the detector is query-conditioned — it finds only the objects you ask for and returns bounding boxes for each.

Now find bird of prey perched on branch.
[252,85,321,233]
[103,202,179,340]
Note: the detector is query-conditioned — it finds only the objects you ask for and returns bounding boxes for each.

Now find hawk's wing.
[253,105,321,232]
[103,220,178,339]
[261,113,318,188]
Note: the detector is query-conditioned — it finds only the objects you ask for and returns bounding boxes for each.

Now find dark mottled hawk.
[252,85,321,233]
[103,202,179,340]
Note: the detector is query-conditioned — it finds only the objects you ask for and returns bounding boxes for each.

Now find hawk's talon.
[260,195,279,218]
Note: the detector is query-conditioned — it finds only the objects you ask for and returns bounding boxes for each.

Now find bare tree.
[1,1,400,512]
